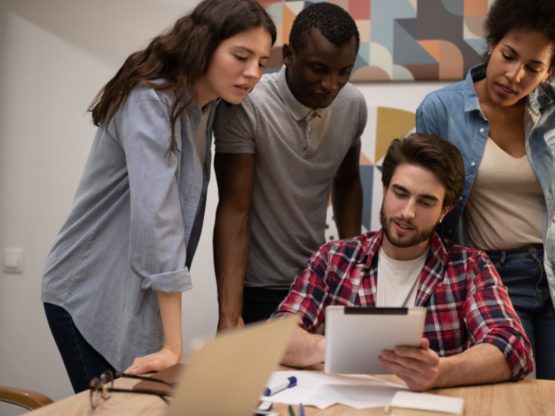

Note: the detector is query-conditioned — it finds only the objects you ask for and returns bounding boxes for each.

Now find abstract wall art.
[257,0,491,81]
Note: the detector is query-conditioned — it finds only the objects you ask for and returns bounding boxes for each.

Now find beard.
[379,204,439,249]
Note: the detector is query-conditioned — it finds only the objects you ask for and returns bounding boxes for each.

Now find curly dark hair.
[289,2,359,53]
[381,133,465,208]
[484,0,555,72]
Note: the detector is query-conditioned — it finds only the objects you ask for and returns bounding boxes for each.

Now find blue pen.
[299,403,305,416]
[264,376,297,396]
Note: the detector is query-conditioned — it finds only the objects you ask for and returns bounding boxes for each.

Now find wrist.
[432,357,449,389]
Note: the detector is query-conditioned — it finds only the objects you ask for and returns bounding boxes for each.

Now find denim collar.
[277,65,329,121]
[462,64,485,114]
[462,63,554,117]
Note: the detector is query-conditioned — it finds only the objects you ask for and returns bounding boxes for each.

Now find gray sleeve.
[115,87,190,293]
[213,97,257,154]
[352,90,368,147]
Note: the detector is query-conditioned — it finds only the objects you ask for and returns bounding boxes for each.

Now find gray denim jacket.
[42,84,216,371]
[417,64,555,308]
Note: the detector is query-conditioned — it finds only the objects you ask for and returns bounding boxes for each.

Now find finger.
[394,346,438,366]
[125,358,144,374]
[420,338,430,350]
[382,350,439,376]
[238,317,245,328]
[379,356,421,380]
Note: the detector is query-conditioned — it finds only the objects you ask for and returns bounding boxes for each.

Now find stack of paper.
[261,371,409,409]
[387,391,464,416]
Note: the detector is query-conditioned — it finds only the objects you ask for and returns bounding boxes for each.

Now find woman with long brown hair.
[41,0,275,393]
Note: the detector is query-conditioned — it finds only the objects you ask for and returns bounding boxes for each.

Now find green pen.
[288,404,296,416]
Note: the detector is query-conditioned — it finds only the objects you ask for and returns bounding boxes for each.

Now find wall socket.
[3,248,25,273]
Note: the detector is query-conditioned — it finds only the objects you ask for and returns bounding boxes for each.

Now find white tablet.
[324,306,427,375]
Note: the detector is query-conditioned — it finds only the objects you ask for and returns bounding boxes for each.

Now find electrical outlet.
[3,248,25,273]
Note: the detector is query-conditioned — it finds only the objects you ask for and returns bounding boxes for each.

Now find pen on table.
[264,376,297,396]
[288,405,296,416]
[299,403,305,416]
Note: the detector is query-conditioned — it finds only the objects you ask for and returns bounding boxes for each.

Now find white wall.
[0,1,448,414]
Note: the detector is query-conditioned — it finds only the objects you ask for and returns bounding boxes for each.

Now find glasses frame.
[89,370,173,410]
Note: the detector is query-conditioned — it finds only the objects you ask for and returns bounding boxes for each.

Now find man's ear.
[283,43,295,66]
[440,205,454,221]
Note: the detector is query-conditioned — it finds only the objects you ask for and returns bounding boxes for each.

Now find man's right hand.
[217,315,245,332]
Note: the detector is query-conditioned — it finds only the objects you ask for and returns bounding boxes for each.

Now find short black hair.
[484,0,555,72]
[381,133,465,208]
[289,3,359,53]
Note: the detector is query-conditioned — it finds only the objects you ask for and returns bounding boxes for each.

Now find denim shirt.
[41,84,216,371]
[416,64,555,307]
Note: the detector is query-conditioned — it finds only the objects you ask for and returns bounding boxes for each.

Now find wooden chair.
[0,386,54,411]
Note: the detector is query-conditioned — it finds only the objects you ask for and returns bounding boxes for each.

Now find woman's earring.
[439,218,443,224]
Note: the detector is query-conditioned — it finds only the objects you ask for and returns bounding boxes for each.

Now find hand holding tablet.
[324,306,427,375]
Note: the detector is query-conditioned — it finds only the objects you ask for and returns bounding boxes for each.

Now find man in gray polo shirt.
[213,3,367,330]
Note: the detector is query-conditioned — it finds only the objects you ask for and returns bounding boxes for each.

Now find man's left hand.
[378,338,441,391]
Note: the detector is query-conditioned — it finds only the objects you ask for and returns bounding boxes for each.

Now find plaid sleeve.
[269,245,331,333]
[463,251,534,380]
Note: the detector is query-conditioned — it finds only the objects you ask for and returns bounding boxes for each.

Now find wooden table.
[28,365,555,416]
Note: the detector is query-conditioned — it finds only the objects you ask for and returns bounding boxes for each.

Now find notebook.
[135,316,299,416]
[386,391,464,416]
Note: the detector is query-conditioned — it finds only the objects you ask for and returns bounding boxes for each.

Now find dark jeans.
[44,303,115,393]
[242,287,291,324]
[486,244,555,380]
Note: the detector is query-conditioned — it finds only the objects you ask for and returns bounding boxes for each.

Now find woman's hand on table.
[125,346,182,375]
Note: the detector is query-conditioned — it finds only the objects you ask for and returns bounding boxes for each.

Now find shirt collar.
[463,64,485,113]
[277,65,329,121]
[527,84,553,117]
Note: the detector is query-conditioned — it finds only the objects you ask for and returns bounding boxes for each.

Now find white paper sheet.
[261,371,409,409]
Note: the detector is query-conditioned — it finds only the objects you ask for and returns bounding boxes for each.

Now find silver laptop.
[325,306,426,375]
[166,315,299,416]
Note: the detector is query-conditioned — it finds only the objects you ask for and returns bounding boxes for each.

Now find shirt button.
[459,197,463,201]
[480,128,484,132]
[308,126,312,132]
[471,162,476,167]
[448,229,452,233]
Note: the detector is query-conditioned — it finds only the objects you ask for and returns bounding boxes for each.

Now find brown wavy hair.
[88,0,276,150]
[382,133,465,208]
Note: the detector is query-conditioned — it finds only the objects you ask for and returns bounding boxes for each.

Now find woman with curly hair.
[417,0,555,379]
[41,0,275,393]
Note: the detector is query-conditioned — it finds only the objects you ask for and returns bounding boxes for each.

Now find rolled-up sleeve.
[270,246,331,333]
[116,89,190,293]
[464,253,534,380]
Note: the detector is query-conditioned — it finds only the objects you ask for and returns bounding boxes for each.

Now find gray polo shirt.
[214,66,367,289]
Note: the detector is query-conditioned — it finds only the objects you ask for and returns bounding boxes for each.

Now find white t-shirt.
[376,247,428,307]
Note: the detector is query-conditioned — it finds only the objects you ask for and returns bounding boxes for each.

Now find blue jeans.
[44,303,115,393]
[486,244,555,380]
[242,287,290,324]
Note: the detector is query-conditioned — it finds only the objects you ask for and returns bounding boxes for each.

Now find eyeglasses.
[89,370,174,410]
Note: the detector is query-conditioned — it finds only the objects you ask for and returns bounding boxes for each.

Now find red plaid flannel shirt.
[271,230,533,380]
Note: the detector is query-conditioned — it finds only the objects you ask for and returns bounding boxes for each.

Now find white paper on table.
[261,371,409,410]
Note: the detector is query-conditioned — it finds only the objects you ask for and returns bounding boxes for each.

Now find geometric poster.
[257,0,490,81]
[325,107,416,242]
